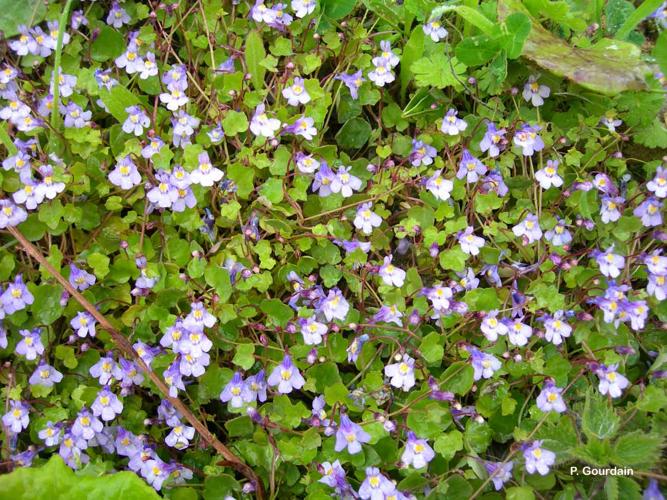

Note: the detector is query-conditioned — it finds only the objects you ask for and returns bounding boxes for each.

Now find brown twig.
[7,226,265,499]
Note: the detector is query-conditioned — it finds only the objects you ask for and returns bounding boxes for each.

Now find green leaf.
[605,0,636,36]
[653,30,667,76]
[411,54,467,90]
[463,288,502,311]
[503,12,532,59]
[400,26,425,98]
[455,35,500,66]
[87,252,110,279]
[335,118,372,149]
[419,331,444,365]
[0,455,160,499]
[498,0,650,95]
[260,298,294,327]
[204,265,232,303]
[203,474,240,500]
[232,343,256,370]
[434,430,463,460]
[320,0,356,20]
[245,30,266,90]
[582,388,620,440]
[615,0,664,40]
[221,110,249,136]
[439,247,467,272]
[91,25,125,61]
[0,0,46,38]
[30,284,64,325]
[612,431,664,467]
[99,86,142,124]
[441,362,474,395]
[431,5,496,34]
[506,486,536,500]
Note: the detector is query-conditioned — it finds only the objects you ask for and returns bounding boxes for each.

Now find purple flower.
[643,479,665,500]
[29,363,63,387]
[601,115,623,132]
[545,219,572,247]
[292,0,316,18]
[543,311,572,345]
[470,347,502,380]
[164,361,186,397]
[15,328,44,360]
[119,357,144,389]
[354,202,382,235]
[384,354,416,391]
[368,61,394,87]
[401,431,435,469]
[244,369,267,403]
[141,136,164,159]
[107,2,131,28]
[504,318,533,346]
[184,301,217,330]
[592,246,625,278]
[485,461,513,490]
[373,304,403,326]
[299,316,327,345]
[165,424,195,450]
[481,311,508,341]
[312,162,336,196]
[282,77,311,106]
[142,458,171,490]
[596,363,630,398]
[9,26,36,56]
[1,274,33,313]
[59,432,89,469]
[522,76,550,106]
[409,139,437,167]
[92,387,123,421]
[250,104,281,138]
[109,155,141,190]
[535,160,563,189]
[375,40,400,68]
[37,164,65,200]
[72,407,103,440]
[600,195,624,223]
[179,352,210,377]
[634,197,663,227]
[294,152,320,174]
[317,288,350,321]
[481,170,509,197]
[69,264,96,291]
[523,441,556,475]
[268,355,305,394]
[122,106,150,136]
[319,460,350,495]
[39,421,63,446]
[207,123,225,143]
[13,177,45,210]
[423,19,448,42]
[458,226,485,256]
[147,171,178,208]
[480,122,506,157]
[138,52,158,80]
[155,401,181,429]
[347,334,369,363]
[379,255,406,287]
[334,414,370,454]
[425,170,453,201]
[513,124,544,156]
[512,213,542,244]
[220,372,251,408]
[283,116,317,140]
[536,381,566,413]
[335,70,365,99]
[71,10,88,29]
[3,401,29,433]
[647,166,667,198]
[94,68,118,90]
[457,149,487,183]
[90,354,123,385]
[441,108,467,135]
[330,166,362,197]
[190,152,223,187]
[359,467,396,499]
[163,65,188,92]
[63,102,91,128]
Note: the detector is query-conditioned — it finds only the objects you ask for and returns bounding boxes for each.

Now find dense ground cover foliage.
[0,0,666,499]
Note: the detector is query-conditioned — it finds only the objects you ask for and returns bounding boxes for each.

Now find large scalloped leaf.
[0,456,161,500]
[498,0,650,95]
